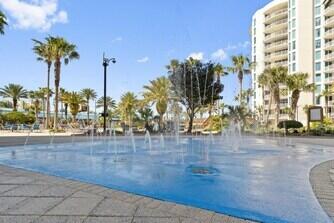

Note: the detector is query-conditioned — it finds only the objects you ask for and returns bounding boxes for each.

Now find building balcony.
[265,19,288,33]
[265,9,288,24]
[264,51,288,62]
[325,41,334,50]
[325,16,334,28]
[324,76,334,83]
[264,30,288,43]
[265,61,288,69]
[325,4,334,17]
[325,64,334,72]
[265,40,288,53]
[325,53,334,62]
[325,28,334,40]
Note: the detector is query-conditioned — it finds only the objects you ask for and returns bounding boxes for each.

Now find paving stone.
[38,186,77,197]
[135,207,173,218]
[46,197,103,216]
[211,214,251,223]
[0,215,37,223]
[0,197,27,212]
[71,191,103,199]
[84,217,133,223]
[132,217,179,223]
[2,184,50,197]
[33,216,84,223]
[0,185,19,194]
[0,176,35,184]
[91,198,137,217]
[6,197,62,215]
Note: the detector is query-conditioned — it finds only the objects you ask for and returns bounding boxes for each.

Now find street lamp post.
[102,54,116,135]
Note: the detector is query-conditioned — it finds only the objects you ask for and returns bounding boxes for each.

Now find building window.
[292,19,296,28]
[315,17,321,27]
[292,52,296,61]
[315,73,321,82]
[292,8,296,17]
[315,51,321,60]
[292,30,296,39]
[292,63,296,72]
[315,39,321,49]
[316,85,321,94]
[292,41,296,50]
[315,28,321,38]
[315,62,321,71]
[315,6,321,16]
[316,96,321,105]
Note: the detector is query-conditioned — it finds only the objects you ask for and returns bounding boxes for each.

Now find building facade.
[251,0,334,125]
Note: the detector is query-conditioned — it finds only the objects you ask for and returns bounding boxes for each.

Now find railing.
[326,17,334,25]
[325,53,334,60]
[265,9,288,21]
[266,40,288,50]
[265,19,288,30]
[265,30,288,41]
[325,64,334,72]
[325,29,334,37]
[325,4,334,14]
[324,77,334,83]
[325,41,334,49]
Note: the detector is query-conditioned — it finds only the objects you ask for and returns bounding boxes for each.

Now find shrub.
[2,112,36,124]
[277,120,303,134]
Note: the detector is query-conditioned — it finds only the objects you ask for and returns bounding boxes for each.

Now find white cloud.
[112,36,123,42]
[225,41,250,51]
[211,49,227,61]
[187,52,204,61]
[0,0,68,31]
[137,56,149,63]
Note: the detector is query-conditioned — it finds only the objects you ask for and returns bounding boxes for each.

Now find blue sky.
[0,0,271,106]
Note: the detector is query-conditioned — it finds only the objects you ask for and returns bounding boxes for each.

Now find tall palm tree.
[80,88,97,123]
[0,84,28,111]
[63,92,84,123]
[97,96,117,110]
[143,77,171,131]
[258,71,271,126]
[229,55,253,105]
[0,10,7,35]
[118,92,138,128]
[32,39,54,128]
[321,87,333,117]
[286,73,314,120]
[47,36,80,129]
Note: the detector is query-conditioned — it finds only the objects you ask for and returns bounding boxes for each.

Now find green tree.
[63,92,84,123]
[0,11,7,35]
[32,39,54,128]
[168,59,224,133]
[80,88,97,123]
[60,89,70,121]
[46,36,80,129]
[97,96,117,110]
[321,87,333,117]
[0,84,28,111]
[118,92,138,128]
[229,55,253,105]
[286,73,314,120]
[143,76,171,131]
[28,90,44,121]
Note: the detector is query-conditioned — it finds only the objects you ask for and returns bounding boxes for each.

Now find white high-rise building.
[251,0,334,125]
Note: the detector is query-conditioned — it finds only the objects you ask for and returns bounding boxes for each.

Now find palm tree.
[286,73,314,120]
[0,84,28,111]
[321,87,333,117]
[46,36,80,129]
[143,77,171,131]
[229,55,253,105]
[32,39,54,129]
[60,89,70,121]
[258,71,271,125]
[97,96,117,110]
[80,88,97,124]
[118,92,138,128]
[28,90,44,121]
[0,10,7,35]
[63,92,84,123]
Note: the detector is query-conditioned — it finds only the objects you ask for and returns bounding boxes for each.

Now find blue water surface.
[0,136,332,223]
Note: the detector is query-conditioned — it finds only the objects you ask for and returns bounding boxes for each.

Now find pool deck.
[310,160,334,222]
[0,165,254,223]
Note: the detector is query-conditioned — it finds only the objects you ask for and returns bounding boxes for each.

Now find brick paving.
[0,165,255,223]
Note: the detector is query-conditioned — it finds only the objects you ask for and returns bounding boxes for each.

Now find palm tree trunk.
[274,90,280,127]
[13,99,17,112]
[54,60,61,130]
[159,113,164,132]
[290,90,299,120]
[266,93,273,127]
[46,62,51,129]
[87,102,90,124]
[326,98,329,117]
[187,112,194,134]
[239,72,243,106]
[64,104,68,120]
